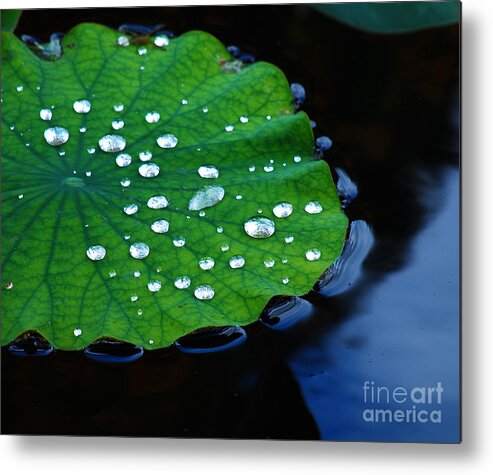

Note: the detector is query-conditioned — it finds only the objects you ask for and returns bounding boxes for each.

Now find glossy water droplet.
[6,281,14,289]
[44,126,69,146]
[138,163,160,178]
[264,259,275,268]
[273,202,293,218]
[40,108,52,121]
[112,119,125,130]
[248,165,256,172]
[129,242,150,259]
[133,271,141,278]
[80,126,87,133]
[85,171,92,177]
[117,35,130,46]
[216,226,224,233]
[229,255,245,269]
[58,149,65,156]
[123,203,138,215]
[154,34,169,47]
[304,201,323,214]
[121,178,131,187]
[139,151,153,162]
[16,85,24,92]
[145,111,160,123]
[109,271,117,278]
[156,133,178,149]
[73,99,91,114]
[235,194,242,201]
[239,116,249,123]
[147,195,169,209]
[194,285,215,300]
[198,165,219,179]
[188,186,225,211]
[282,277,290,284]
[130,295,138,302]
[151,219,169,234]
[285,235,294,244]
[99,134,126,153]
[202,106,209,113]
[113,103,124,112]
[199,210,206,217]
[221,244,230,252]
[305,249,321,261]
[293,155,302,163]
[264,165,274,172]
[87,147,96,154]
[225,125,234,132]
[86,244,106,261]
[116,153,132,167]
[266,115,272,120]
[173,237,186,247]
[244,217,275,239]
[181,98,188,105]
[137,46,147,55]
[199,257,215,270]
[18,194,24,199]
[124,234,131,240]
[73,328,82,337]
[9,124,15,131]
[148,280,162,292]
[174,276,191,289]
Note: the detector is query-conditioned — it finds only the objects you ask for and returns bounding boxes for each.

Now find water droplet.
[282,258,289,264]
[73,99,91,114]
[85,171,92,177]
[216,226,224,233]
[134,271,141,277]
[40,108,52,121]
[273,202,293,218]
[79,126,87,133]
[147,195,169,209]
[139,151,153,162]
[293,155,302,163]
[129,242,150,259]
[151,219,169,234]
[9,124,15,131]
[6,281,14,289]
[282,277,290,284]
[225,125,234,132]
[156,133,178,149]
[266,115,272,120]
[202,106,209,113]
[44,126,69,146]
[239,116,249,123]
[149,339,154,345]
[264,259,275,268]
[143,112,160,126]
[137,46,147,55]
[109,271,117,278]
[121,178,131,187]
[117,35,129,46]
[174,276,191,289]
[113,103,124,112]
[244,217,275,239]
[248,165,255,172]
[181,98,188,105]
[199,210,206,217]
[138,163,160,178]
[87,147,96,154]
[198,165,219,179]
[221,244,230,252]
[154,34,169,47]
[58,149,65,156]
[148,280,162,292]
[264,165,274,172]
[99,134,126,153]
[306,249,321,261]
[304,201,323,214]
[229,255,245,269]
[18,194,24,199]
[188,185,225,211]
[194,285,215,300]
[115,153,132,167]
[124,234,131,240]
[285,235,294,244]
[123,203,138,215]
[74,328,82,337]
[130,295,139,302]
[199,257,215,270]
[86,244,106,261]
[173,237,186,247]
[16,85,24,92]
[112,119,125,130]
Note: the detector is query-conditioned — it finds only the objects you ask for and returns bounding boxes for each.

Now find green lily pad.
[1,23,347,350]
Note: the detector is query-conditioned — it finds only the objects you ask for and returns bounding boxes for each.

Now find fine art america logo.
[362,381,444,424]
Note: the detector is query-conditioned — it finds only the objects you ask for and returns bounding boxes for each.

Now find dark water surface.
[1,5,460,442]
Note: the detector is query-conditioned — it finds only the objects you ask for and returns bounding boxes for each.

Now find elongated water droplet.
[229,255,245,269]
[116,153,132,167]
[129,242,150,259]
[112,119,125,130]
[73,99,91,114]
[99,134,126,153]
[86,245,106,261]
[273,202,293,218]
[198,165,219,179]
[154,35,169,47]
[157,133,178,149]
[40,108,52,121]
[194,285,215,300]
[145,111,160,123]
[304,201,323,214]
[188,186,225,211]
[123,203,138,215]
[199,257,215,270]
[139,151,153,162]
[44,127,69,146]
[148,280,162,292]
[151,219,169,234]
[244,217,275,239]
[147,195,168,209]
[305,249,321,261]
[174,276,191,289]
[264,165,274,172]
[173,237,186,247]
[139,163,160,178]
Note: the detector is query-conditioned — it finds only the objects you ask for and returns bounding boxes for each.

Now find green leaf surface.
[1,10,21,33]
[313,1,460,33]
[1,23,347,350]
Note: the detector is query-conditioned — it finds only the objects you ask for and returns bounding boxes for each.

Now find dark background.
[2,4,460,441]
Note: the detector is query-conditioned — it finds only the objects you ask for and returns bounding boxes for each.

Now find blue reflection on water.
[289,168,460,442]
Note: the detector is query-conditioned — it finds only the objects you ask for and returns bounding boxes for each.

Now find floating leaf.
[1,23,347,350]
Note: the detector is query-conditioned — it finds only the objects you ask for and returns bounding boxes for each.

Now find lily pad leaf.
[1,23,347,350]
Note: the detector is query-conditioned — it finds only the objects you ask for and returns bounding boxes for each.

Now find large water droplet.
[139,163,160,178]
[273,202,293,218]
[73,99,91,114]
[199,257,215,270]
[172,237,186,247]
[264,259,275,268]
[116,153,132,167]
[74,328,82,337]
[188,186,225,211]
[139,151,153,162]
[145,111,160,123]
[40,108,52,121]
[44,127,69,146]
[304,201,323,214]
[86,244,106,261]
[99,134,126,153]
[129,242,150,259]
[147,195,168,209]
[198,165,219,179]
[154,35,169,47]
[229,255,245,269]
[112,119,125,130]
[244,217,275,239]
[123,203,138,215]
[174,276,191,289]
[156,133,178,149]
[305,249,321,261]
[148,280,162,292]
[194,285,215,300]
[151,219,169,233]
